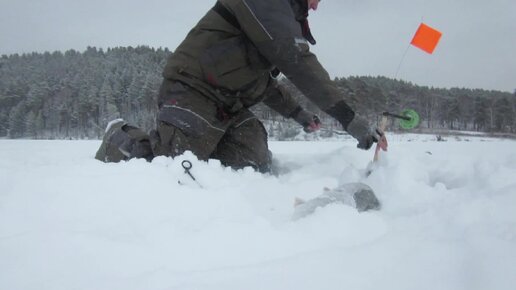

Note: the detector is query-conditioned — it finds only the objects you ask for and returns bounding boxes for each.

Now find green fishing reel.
[399,109,420,129]
[382,109,420,129]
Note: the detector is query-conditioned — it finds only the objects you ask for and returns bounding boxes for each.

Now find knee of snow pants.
[154,104,272,172]
[154,79,272,172]
[210,115,272,173]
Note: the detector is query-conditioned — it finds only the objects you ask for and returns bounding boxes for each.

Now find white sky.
[0,0,515,92]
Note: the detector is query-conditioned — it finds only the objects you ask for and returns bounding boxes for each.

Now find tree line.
[1,46,514,139]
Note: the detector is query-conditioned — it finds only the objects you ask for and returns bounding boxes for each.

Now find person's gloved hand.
[346,116,383,150]
[292,108,321,133]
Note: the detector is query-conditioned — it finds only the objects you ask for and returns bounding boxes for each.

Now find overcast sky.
[0,0,515,92]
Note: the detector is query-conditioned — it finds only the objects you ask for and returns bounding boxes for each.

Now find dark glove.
[346,116,383,150]
[291,107,321,133]
[324,100,381,150]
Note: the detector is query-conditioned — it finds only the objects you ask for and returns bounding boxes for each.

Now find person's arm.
[262,79,321,133]
[222,0,342,110]
[221,0,380,148]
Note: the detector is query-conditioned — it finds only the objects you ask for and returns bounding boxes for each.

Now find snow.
[104,118,125,133]
[1,135,515,290]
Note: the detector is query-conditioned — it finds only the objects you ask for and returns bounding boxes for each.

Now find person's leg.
[210,111,272,173]
[151,120,223,160]
[152,80,228,160]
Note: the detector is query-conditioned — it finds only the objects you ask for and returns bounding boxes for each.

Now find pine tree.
[474,97,490,131]
[493,97,514,132]
[25,111,44,139]
[126,74,145,125]
[98,77,120,128]
[0,109,8,136]
[8,102,27,138]
[513,90,516,133]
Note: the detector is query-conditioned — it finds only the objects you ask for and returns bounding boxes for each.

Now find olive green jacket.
[163,0,351,119]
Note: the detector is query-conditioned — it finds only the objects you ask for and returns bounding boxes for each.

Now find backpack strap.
[212,1,241,30]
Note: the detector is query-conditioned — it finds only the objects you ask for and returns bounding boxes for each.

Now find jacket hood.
[290,0,309,21]
[289,0,316,45]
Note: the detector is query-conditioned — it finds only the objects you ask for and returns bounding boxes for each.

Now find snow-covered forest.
[1,46,515,140]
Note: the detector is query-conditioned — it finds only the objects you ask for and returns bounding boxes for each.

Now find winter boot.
[95,119,154,163]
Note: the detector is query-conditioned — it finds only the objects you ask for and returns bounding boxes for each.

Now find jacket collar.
[290,0,316,45]
[290,0,309,21]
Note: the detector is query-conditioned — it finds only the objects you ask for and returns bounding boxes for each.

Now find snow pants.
[95,80,272,173]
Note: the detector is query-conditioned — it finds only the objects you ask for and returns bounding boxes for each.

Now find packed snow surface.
[1,134,515,290]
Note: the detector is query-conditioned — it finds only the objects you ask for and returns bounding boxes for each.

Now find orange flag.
[410,23,442,54]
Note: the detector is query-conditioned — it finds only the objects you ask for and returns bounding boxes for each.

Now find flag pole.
[394,43,411,79]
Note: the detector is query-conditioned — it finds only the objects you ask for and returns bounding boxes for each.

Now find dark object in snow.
[181,160,203,188]
[95,119,153,163]
[292,183,380,220]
